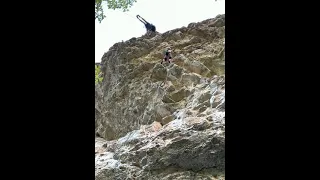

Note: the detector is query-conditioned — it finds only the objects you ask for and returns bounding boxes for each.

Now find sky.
[95,0,225,63]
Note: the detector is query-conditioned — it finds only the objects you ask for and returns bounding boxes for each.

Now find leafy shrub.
[95,65,103,84]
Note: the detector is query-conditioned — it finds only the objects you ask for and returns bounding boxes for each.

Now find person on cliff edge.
[136,15,156,33]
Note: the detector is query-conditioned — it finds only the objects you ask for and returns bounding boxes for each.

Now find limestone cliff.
[95,14,225,180]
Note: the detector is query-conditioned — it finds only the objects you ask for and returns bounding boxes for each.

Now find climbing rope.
[123,12,136,20]
[123,12,146,28]
[158,62,170,88]
[155,63,179,104]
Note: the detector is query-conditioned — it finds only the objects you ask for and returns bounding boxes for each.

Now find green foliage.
[95,0,137,23]
[95,65,103,84]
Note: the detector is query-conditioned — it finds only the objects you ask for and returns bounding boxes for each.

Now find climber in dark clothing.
[161,47,173,64]
[136,15,156,33]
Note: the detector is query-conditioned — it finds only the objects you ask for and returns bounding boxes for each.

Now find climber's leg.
[161,57,166,64]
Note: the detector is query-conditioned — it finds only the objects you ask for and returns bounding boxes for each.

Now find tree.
[95,0,137,23]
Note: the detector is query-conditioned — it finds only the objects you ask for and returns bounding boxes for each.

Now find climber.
[136,15,156,33]
[161,47,173,64]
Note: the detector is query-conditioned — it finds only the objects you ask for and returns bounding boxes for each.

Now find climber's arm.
[136,15,148,25]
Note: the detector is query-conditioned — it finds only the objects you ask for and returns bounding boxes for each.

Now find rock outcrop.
[95,14,225,179]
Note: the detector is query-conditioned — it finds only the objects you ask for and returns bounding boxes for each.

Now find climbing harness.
[161,48,174,64]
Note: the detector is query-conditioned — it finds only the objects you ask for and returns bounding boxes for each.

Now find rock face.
[95,14,225,179]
